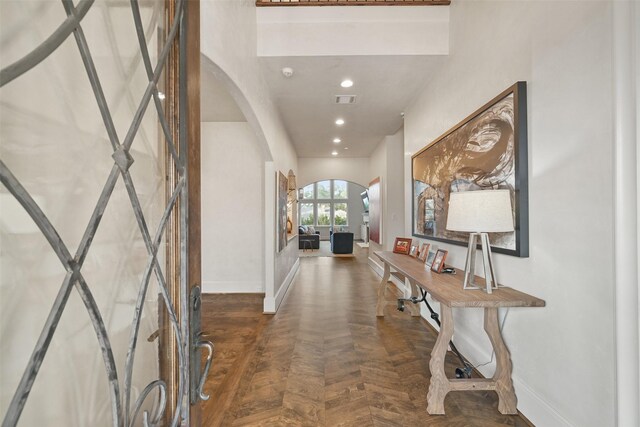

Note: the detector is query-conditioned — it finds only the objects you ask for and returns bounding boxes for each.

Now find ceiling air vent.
[335,95,357,104]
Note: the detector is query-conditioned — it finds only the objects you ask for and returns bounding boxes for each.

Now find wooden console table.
[374,251,545,415]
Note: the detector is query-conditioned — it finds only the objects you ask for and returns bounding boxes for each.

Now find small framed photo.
[431,249,448,273]
[393,237,412,255]
[424,246,438,269]
[417,243,430,262]
[409,245,418,257]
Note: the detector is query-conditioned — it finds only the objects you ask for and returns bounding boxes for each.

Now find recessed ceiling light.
[282,67,294,78]
[335,118,345,126]
[341,79,353,88]
[333,138,341,143]
[332,151,338,156]
[344,147,349,150]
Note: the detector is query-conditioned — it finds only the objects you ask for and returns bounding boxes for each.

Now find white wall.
[200,0,299,313]
[369,130,405,253]
[613,2,640,424]
[200,0,297,171]
[257,6,449,56]
[345,181,367,240]
[298,157,370,188]
[403,2,616,426]
[201,122,264,293]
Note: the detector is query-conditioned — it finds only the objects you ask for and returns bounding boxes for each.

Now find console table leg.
[408,278,421,317]
[427,303,453,414]
[484,307,518,414]
[376,262,391,317]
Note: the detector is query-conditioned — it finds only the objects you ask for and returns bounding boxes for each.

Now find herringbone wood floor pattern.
[201,245,532,426]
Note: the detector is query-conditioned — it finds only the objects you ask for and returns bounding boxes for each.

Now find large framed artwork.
[277,171,288,252]
[369,177,382,244]
[412,82,528,257]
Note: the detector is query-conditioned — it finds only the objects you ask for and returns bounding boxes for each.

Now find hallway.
[201,246,531,426]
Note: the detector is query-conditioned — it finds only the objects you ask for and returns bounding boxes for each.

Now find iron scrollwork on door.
[0,0,193,426]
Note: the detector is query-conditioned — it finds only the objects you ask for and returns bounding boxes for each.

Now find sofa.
[330,232,354,254]
[298,225,320,250]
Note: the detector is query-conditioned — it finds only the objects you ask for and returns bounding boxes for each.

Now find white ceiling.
[200,54,444,157]
[200,5,449,159]
[259,55,443,158]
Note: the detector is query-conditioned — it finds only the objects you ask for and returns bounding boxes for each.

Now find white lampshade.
[446,190,514,233]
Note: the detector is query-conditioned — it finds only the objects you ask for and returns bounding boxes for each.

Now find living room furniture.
[374,251,545,415]
[298,226,320,250]
[330,232,354,254]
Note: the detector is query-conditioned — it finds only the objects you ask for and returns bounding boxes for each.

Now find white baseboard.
[512,375,573,427]
[263,258,300,314]
[201,280,263,294]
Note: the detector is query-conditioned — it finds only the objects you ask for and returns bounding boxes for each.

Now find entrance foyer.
[201,245,531,426]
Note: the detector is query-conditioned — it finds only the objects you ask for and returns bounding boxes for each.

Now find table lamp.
[446,189,514,294]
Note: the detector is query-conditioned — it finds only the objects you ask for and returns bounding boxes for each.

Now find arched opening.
[200,55,269,295]
[297,179,369,242]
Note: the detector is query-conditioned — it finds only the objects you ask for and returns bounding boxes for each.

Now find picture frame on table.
[409,245,418,257]
[417,243,430,262]
[424,245,438,269]
[393,237,412,255]
[431,249,448,273]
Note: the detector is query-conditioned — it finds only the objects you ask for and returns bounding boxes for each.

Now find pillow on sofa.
[298,225,307,235]
[307,226,316,234]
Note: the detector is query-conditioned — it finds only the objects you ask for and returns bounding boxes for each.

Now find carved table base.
[426,305,517,415]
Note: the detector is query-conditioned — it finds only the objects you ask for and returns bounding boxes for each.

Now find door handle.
[195,338,214,401]
[190,285,215,404]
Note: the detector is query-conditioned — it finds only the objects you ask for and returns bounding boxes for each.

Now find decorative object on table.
[277,171,288,252]
[393,237,412,255]
[424,245,438,268]
[409,245,418,257]
[431,249,448,273]
[446,189,514,294]
[368,177,382,244]
[411,81,528,257]
[417,243,430,262]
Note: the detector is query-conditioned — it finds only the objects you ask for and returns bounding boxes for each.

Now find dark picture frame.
[411,82,528,257]
[393,237,412,255]
[277,171,288,253]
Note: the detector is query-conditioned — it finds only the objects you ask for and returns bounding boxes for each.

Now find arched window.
[299,180,349,228]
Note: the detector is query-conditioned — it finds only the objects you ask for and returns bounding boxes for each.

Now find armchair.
[330,232,354,254]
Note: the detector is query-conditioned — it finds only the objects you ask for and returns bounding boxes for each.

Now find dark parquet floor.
[201,244,532,426]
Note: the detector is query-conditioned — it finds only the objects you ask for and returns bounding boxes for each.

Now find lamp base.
[462,232,499,294]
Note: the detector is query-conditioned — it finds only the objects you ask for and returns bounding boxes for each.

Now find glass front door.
[0,1,200,425]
